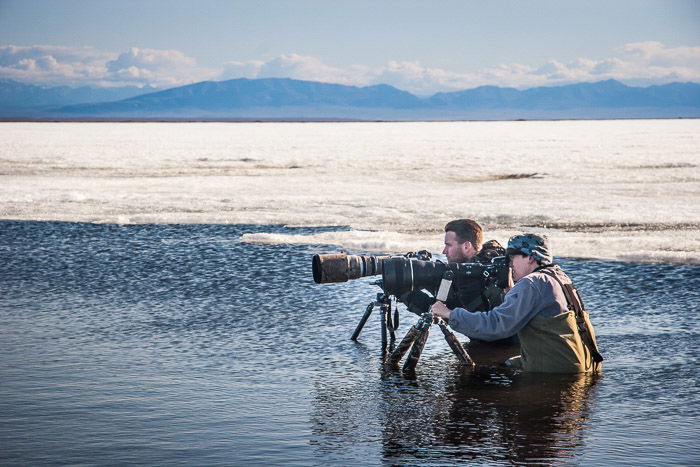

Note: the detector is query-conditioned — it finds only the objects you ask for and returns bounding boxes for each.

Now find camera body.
[312,253,509,297]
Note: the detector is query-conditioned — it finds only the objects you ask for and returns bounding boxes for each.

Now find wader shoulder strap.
[539,268,604,363]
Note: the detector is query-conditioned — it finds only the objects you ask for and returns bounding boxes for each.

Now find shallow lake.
[2,221,698,465]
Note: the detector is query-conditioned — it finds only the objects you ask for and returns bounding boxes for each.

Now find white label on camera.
[436,278,452,302]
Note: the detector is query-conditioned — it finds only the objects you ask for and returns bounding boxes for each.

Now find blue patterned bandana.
[506,233,553,265]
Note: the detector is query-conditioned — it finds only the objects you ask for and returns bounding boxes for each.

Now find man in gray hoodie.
[430,233,603,373]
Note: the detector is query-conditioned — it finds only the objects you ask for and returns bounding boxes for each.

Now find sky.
[1,0,699,94]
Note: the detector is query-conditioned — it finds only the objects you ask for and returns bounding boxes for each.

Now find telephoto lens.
[312,252,509,297]
[312,253,388,284]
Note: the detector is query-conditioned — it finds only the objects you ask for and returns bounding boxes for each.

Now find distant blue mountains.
[0,79,155,116]
[2,77,699,120]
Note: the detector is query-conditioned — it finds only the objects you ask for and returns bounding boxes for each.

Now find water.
[1,121,699,464]
[2,221,699,465]
[1,120,698,263]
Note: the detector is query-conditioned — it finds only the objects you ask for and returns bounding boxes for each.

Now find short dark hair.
[444,219,483,251]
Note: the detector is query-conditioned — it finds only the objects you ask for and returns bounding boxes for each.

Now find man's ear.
[462,241,475,255]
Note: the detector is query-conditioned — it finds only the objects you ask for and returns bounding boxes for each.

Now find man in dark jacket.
[441,219,506,312]
[402,218,507,315]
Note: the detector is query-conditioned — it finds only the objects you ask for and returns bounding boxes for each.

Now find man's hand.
[430,301,452,320]
[505,267,515,291]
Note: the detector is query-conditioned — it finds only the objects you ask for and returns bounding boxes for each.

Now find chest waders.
[507,266,603,373]
[534,267,603,372]
[507,267,603,373]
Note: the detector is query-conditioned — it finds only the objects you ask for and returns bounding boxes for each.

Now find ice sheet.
[1,120,698,264]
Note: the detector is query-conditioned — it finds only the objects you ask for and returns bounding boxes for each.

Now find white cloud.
[213,43,700,94]
[0,45,112,85]
[370,61,465,95]
[220,59,264,79]
[259,54,344,82]
[0,45,214,88]
[1,42,699,92]
[221,53,370,87]
[104,48,214,87]
[618,41,700,67]
[605,41,700,84]
[216,55,480,94]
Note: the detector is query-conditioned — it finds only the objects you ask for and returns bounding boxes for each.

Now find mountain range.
[2,77,699,120]
[0,79,155,116]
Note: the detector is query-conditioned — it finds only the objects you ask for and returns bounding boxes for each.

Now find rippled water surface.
[2,221,699,465]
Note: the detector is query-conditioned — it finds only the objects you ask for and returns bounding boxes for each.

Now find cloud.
[370,61,470,95]
[0,45,214,88]
[218,55,480,94]
[258,54,344,81]
[0,45,112,85]
[221,53,369,87]
[608,41,700,83]
[215,42,700,94]
[104,48,214,87]
[220,59,264,79]
[472,42,700,88]
[618,41,700,67]
[1,42,699,92]
[373,42,700,92]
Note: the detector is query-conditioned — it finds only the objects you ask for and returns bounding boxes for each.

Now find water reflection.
[431,370,599,464]
[311,348,600,465]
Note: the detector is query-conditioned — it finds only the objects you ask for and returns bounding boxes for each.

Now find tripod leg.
[351,303,374,341]
[402,326,431,372]
[437,320,474,366]
[387,325,421,368]
[380,307,387,351]
[385,305,396,346]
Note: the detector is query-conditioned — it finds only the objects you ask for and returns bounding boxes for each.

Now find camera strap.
[539,267,604,364]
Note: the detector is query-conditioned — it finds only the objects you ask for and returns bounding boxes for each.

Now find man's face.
[442,231,476,263]
[509,253,537,282]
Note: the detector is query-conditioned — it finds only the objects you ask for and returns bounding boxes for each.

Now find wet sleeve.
[447,278,542,341]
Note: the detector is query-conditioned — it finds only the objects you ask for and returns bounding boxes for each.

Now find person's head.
[443,219,483,263]
[506,233,553,282]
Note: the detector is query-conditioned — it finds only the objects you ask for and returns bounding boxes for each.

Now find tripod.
[351,288,474,372]
[351,292,397,351]
[387,312,474,372]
